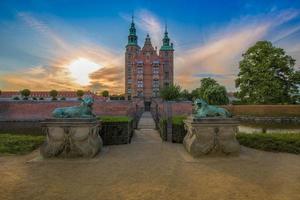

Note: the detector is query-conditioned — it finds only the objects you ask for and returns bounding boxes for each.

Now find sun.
[67,58,102,86]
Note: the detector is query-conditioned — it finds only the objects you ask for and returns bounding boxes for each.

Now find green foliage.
[199,78,218,98]
[159,118,167,141]
[172,116,187,125]
[49,90,58,100]
[237,133,300,154]
[180,89,192,101]
[39,97,44,100]
[236,41,300,104]
[0,134,45,154]
[13,96,20,100]
[32,97,37,101]
[98,116,133,122]
[60,97,66,101]
[101,90,109,97]
[203,84,229,105]
[160,84,181,101]
[76,90,85,97]
[109,95,125,100]
[20,89,31,98]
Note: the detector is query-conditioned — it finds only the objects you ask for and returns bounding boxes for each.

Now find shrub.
[0,134,45,154]
[102,90,109,97]
[39,97,44,100]
[159,118,167,141]
[51,97,57,101]
[237,133,300,154]
[60,97,66,101]
[13,96,20,100]
[172,116,187,143]
[76,90,84,98]
[32,97,37,101]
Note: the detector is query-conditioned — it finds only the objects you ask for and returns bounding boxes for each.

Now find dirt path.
[0,113,300,200]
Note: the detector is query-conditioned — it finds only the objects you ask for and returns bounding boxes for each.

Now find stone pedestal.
[40,118,102,158]
[183,117,240,157]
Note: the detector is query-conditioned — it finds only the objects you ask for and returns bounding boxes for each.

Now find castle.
[125,17,174,102]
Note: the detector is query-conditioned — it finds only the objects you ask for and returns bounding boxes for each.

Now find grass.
[0,134,45,155]
[98,116,133,122]
[237,133,300,154]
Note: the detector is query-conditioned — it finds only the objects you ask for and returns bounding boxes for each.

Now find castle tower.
[125,16,140,100]
[159,24,174,87]
[125,21,174,102]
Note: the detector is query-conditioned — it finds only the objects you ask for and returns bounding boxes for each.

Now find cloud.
[121,9,164,48]
[175,9,300,91]
[1,12,124,94]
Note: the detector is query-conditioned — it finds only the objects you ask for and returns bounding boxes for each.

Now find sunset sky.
[0,0,300,94]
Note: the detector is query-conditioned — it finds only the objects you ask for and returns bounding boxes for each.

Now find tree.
[160,84,181,101]
[203,85,229,105]
[49,90,58,100]
[180,89,192,101]
[235,41,300,104]
[76,90,84,99]
[101,90,109,97]
[199,78,218,98]
[20,89,31,100]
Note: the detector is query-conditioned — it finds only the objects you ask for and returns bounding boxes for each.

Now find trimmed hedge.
[98,116,134,145]
[0,134,44,154]
[158,116,187,143]
[237,133,300,154]
[172,116,187,143]
[159,118,167,141]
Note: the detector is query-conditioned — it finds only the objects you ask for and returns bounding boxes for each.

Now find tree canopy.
[235,41,300,104]
[101,90,109,97]
[76,90,84,98]
[160,84,181,101]
[20,89,31,98]
[49,90,58,100]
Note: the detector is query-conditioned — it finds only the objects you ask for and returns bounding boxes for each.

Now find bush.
[32,97,37,100]
[0,134,45,154]
[60,97,66,101]
[51,97,57,101]
[13,96,20,100]
[237,133,300,154]
[39,97,44,100]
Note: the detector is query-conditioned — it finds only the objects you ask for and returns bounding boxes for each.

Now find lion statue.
[52,96,96,118]
[194,98,231,118]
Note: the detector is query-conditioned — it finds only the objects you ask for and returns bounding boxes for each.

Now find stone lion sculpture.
[194,98,231,118]
[52,96,96,118]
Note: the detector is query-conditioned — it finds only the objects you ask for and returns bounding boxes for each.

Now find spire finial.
[165,23,167,33]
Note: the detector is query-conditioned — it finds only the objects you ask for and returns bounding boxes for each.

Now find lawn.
[0,134,45,154]
[237,133,300,154]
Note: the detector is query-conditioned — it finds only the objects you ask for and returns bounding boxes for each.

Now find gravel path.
[0,113,300,200]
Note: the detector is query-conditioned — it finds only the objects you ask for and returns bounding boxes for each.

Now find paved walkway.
[1,112,300,200]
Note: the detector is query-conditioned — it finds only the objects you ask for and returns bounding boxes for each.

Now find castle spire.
[160,23,173,51]
[127,14,138,46]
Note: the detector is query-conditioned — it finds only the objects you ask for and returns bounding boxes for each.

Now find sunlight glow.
[67,58,102,85]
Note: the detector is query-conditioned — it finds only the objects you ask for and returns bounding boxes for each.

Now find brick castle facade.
[125,17,174,101]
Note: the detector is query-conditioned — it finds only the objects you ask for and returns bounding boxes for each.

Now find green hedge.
[158,116,187,143]
[172,116,187,143]
[98,116,134,145]
[159,118,167,141]
[98,116,133,122]
[0,134,45,154]
[237,133,300,154]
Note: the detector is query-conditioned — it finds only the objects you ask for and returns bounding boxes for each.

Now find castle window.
[164,71,169,79]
